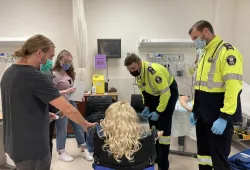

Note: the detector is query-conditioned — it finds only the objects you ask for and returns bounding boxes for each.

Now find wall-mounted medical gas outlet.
[165,54,184,61]
[146,53,185,77]
[146,53,184,62]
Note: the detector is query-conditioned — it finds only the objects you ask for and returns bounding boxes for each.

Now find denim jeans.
[56,100,86,151]
[14,153,51,170]
[86,124,102,153]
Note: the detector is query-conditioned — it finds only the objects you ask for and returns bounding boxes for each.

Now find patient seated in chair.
[92,101,163,170]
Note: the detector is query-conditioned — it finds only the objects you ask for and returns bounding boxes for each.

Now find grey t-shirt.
[1,64,61,161]
[42,69,54,81]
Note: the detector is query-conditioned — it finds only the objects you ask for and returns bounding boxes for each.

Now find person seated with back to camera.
[92,101,163,170]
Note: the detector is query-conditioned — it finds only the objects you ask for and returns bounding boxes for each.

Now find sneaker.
[58,150,74,162]
[81,148,93,161]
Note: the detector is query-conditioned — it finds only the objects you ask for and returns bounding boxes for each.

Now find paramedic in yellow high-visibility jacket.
[124,53,179,170]
[188,20,243,170]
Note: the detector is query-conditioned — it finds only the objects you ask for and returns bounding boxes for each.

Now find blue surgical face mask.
[40,59,53,72]
[195,37,206,49]
[61,63,71,71]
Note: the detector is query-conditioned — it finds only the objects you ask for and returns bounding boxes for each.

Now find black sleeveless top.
[93,131,156,170]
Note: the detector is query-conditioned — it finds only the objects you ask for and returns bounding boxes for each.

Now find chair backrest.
[86,96,113,122]
[130,94,144,113]
[130,94,148,124]
[94,165,154,170]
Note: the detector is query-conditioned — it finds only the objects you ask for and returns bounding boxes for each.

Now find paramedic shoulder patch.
[226,55,236,66]
[155,76,162,83]
[148,66,156,75]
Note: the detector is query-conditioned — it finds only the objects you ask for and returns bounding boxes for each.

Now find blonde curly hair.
[100,101,142,162]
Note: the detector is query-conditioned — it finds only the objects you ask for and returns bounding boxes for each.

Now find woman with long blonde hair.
[93,101,162,170]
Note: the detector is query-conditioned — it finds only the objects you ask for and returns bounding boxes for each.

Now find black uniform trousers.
[196,118,234,170]
[49,104,57,157]
[193,90,241,170]
[145,80,178,170]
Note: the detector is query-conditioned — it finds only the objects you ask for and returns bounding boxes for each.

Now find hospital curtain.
[72,0,88,82]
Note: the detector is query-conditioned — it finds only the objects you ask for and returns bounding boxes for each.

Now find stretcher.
[241,82,250,127]
[233,82,250,149]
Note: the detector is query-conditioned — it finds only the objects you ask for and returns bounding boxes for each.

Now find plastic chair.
[130,94,148,124]
[130,94,144,113]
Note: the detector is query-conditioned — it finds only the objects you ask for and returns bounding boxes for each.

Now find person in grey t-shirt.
[1,35,95,170]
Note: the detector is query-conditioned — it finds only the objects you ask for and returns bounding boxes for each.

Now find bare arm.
[59,87,76,95]
[49,96,94,131]
[179,96,192,112]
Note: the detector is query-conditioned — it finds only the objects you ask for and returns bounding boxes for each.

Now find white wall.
[0,0,76,110]
[235,0,250,83]
[0,0,75,59]
[84,0,235,101]
[1,0,247,102]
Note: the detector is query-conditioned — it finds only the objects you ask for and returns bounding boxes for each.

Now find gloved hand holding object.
[211,118,227,135]
[142,107,150,118]
[189,112,196,125]
[149,111,160,121]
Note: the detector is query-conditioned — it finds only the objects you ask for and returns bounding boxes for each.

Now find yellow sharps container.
[92,74,105,94]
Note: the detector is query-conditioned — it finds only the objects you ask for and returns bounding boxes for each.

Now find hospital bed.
[130,94,197,158]
[240,82,250,126]
[233,82,250,148]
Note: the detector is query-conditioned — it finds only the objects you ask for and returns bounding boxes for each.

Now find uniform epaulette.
[223,43,234,50]
[148,66,156,75]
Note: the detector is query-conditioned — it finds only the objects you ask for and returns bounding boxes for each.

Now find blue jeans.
[86,124,102,153]
[56,100,86,151]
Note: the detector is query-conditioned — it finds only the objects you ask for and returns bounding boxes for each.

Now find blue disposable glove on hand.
[211,118,227,135]
[142,107,150,118]
[189,112,196,125]
[149,111,160,121]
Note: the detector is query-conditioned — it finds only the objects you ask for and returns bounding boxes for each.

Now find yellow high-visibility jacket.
[137,61,173,113]
[194,36,243,121]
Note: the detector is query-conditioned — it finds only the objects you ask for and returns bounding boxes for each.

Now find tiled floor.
[6,137,239,170]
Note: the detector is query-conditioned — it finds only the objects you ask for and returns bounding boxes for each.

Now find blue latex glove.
[142,107,150,118]
[211,118,227,135]
[149,111,160,121]
[189,112,196,125]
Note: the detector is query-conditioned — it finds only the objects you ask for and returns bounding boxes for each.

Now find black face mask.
[130,70,140,77]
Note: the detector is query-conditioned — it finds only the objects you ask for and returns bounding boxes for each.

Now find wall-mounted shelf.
[0,37,27,46]
[137,38,195,48]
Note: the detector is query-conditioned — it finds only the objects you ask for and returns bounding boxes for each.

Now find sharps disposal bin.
[92,74,105,94]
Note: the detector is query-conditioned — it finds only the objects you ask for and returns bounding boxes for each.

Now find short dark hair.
[189,20,214,35]
[124,53,141,66]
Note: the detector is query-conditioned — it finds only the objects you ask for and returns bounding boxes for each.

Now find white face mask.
[195,37,206,49]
